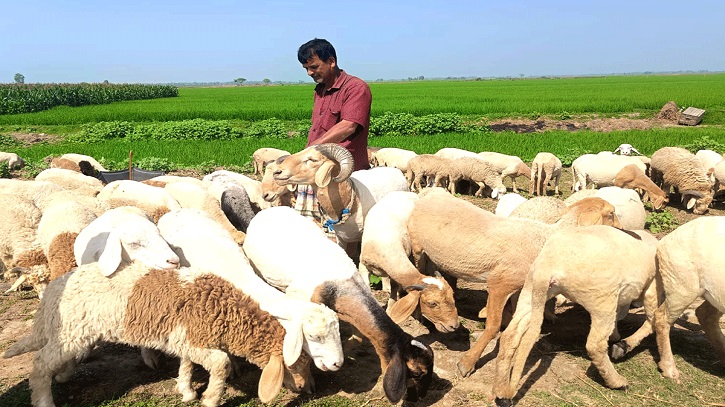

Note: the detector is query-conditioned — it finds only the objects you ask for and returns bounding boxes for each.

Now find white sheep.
[613,216,725,383]
[613,143,641,156]
[713,159,725,197]
[34,167,104,193]
[0,179,65,208]
[0,194,42,283]
[97,179,181,223]
[144,174,205,187]
[371,147,418,173]
[203,169,271,212]
[434,147,479,160]
[0,152,25,169]
[508,196,567,224]
[494,193,528,217]
[157,208,344,372]
[571,153,648,191]
[405,154,453,192]
[358,191,459,332]
[3,262,312,407]
[243,206,435,404]
[492,226,658,403]
[530,152,562,196]
[591,186,646,230]
[477,151,532,193]
[695,149,723,182]
[60,153,107,172]
[163,181,246,244]
[252,147,291,177]
[650,146,714,215]
[448,156,507,198]
[271,144,409,251]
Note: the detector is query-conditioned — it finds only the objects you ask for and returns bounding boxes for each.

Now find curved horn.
[314,144,355,182]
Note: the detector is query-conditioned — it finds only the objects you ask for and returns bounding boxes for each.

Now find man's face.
[302,54,336,86]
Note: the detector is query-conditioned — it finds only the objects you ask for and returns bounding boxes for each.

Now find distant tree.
[14,73,24,84]
[233,77,246,85]
[262,78,271,84]
[103,79,110,84]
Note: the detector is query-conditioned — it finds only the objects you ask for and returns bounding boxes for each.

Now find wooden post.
[128,150,133,180]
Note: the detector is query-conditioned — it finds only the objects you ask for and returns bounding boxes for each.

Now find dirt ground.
[1,120,724,406]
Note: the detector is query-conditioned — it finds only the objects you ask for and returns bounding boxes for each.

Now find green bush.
[134,156,175,172]
[71,121,136,142]
[645,211,679,234]
[370,111,417,137]
[0,162,10,178]
[244,118,288,139]
[414,113,468,135]
[0,133,23,150]
[680,135,725,154]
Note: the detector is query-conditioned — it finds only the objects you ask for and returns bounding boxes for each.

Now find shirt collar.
[315,70,348,94]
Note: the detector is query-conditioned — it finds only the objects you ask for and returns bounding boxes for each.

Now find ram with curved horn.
[270,143,409,254]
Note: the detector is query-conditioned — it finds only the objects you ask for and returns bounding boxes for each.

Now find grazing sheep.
[0,194,42,279]
[434,147,479,160]
[477,152,532,193]
[0,152,25,169]
[650,146,714,215]
[163,181,246,244]
[695,149,723,182]
[613,216,725,383]
[449,156,507,198]
[492,227,658,404]
[271,144,409,250]
[508,196,567,224]
[593,186,646,230]
[494,193,528,217]
[3,263,310,407]
[405,154,453,192]
[571,153,648,191]
[406,189,623,378]
[530,152,562,196]
[371,147,418,173]
[157,208,344,372]
[244,206,435,404]
[35,168,104,193]
[713,160,725,197]
[252,147,291,177]
[97,180,181,223]
[60,153,107,172]
[613,143,641,156]
[203,169,271,213]
[613,164,668,210]
[358,191,459,332]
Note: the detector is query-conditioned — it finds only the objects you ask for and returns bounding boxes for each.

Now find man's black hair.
[298,38,337,64]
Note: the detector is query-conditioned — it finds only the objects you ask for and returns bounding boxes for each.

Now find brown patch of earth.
[488,114,679,133]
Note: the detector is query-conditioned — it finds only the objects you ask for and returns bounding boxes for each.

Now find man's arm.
[308,119,359,146]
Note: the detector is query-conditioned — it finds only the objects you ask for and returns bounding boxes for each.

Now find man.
[294,38,372,229]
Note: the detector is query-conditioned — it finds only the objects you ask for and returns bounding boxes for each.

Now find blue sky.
[1,0,723,84]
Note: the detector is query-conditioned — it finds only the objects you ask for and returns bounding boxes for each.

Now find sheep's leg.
[586,308,628,389]
[654,289,700,383]
[176,357,198,402]
[542,174,552,196]
[196,350,231,407]
[53,358,77,383]
[473,182,486,198]
[694,301,725,365]
[141,346,162,369]
[510,176,518,193]
[553,174,561,195]
[612,283,659,359]
[492,281,546,401]
[30,344,77,407]
[457,288,512,377]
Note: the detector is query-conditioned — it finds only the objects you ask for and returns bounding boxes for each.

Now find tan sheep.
[530,152,562,196]
[477,152,532,193]
[492,227,658,403]
[406,190,623,378]
[613,163,668,210]
[252,147,291,177]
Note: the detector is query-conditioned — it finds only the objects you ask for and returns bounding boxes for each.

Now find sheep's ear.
[685,196,697,210]
[490,188,499,199]
[314,161,336,187]
[382,352,407,404]
[286,184,297,192]
[282,319,304,367]
[258,354,284,404]
[388,291,421,325]
[98,231,123,276]
[577,209,602,226]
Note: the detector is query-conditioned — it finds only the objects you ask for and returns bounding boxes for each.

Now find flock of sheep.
[0,141,723,406]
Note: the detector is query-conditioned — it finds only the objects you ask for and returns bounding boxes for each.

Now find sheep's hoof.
[456,360,475,378]
[610,342,629,360]
[495,397,514,407]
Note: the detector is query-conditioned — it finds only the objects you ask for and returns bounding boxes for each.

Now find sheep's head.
[273,144,354,187]
[681,189,713,215]
[388,272,459,333]
[300,303,344,372]
[261,158,296,203]
[383,337,434,403]
[283,352,315,394]
[561,197,623,228]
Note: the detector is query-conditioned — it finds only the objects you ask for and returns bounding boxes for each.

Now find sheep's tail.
[3,334,45,358]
